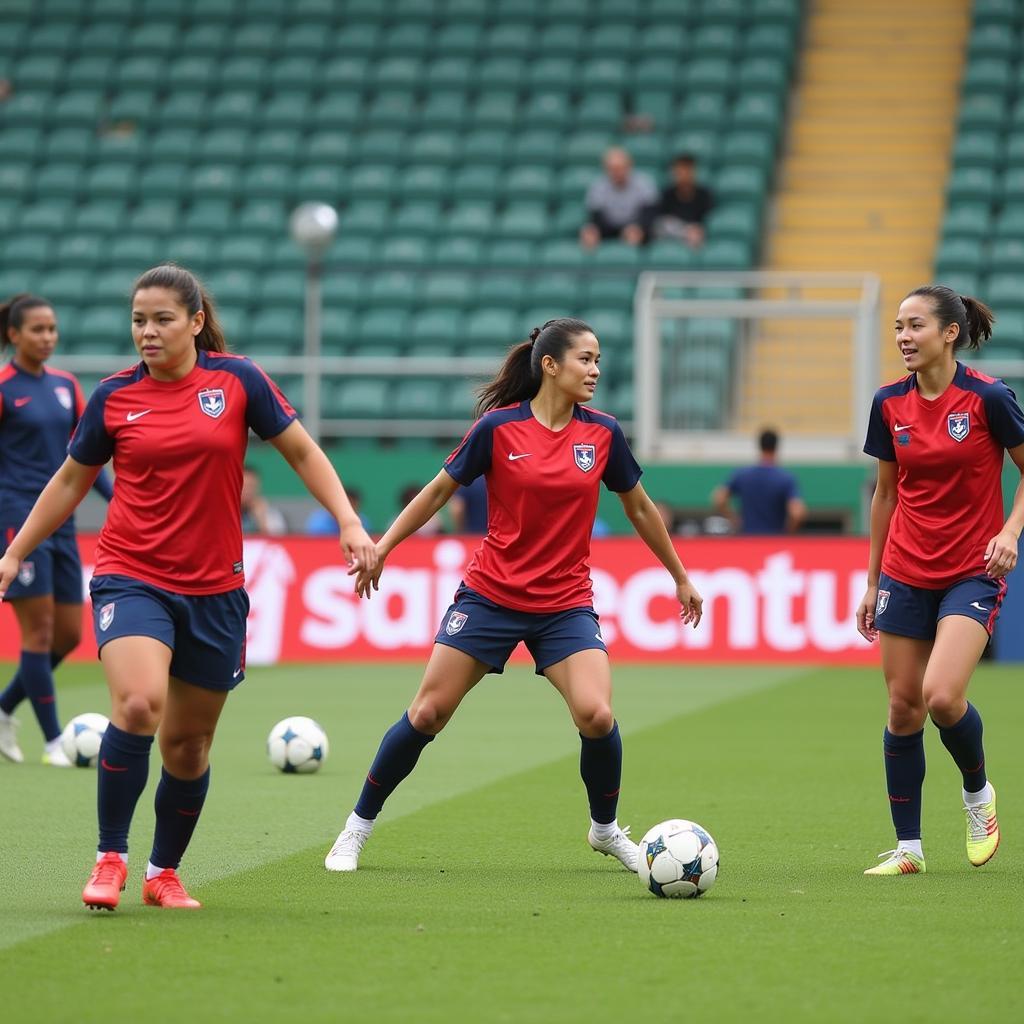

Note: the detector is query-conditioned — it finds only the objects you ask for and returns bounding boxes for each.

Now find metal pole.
[303,257,322,443]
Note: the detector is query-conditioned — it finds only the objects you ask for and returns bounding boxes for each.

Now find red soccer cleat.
[142,869,202,909]
[82,852,129,911]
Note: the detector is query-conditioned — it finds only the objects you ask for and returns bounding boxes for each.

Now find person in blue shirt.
[711,428,806,535]
[0,294,113,766]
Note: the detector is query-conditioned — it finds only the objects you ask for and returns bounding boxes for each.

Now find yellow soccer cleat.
[864,849,926,876]
[965,786,1000,867]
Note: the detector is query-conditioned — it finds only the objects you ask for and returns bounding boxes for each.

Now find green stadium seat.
[322,271,369,309]
[483,22,533,55]
[175,55,219,88]
[56,233,105,266]
[524,92,573,128]
[663,384,723,429]
[685,58,733,94]
[956,94,1007,132]
[410,131,460,164]
[452,164,502,199]
[972,0,1019,28]
[332,379,391,418]
[576,93,623,129]
[720,130,775,171]
[295,165,344,200]
[267,237,307,271]
[197,128,250,164]
[78,307,125,346]
[436,23,483,54]
[993,203,1024,238]
[17,200,73,232]
[423,273,474,306]
[160,92,209,128]
[448,201,496,236]
[588,23,638,56]
[138,164,188,198]
[304,132,354,163]
[241,165,294,202]
[413,308,465,345]
[470,92,520,128]
[393,201,444,236]
[420,91,470,128]
[356,309,410,345]
[677,92,728,129]
[206,269,256,305]
[1002,167,1024,201]
[715,165,767,202]
[486,239,537,266]
[953,131,1002,168]
[271,57,318,91]
[250,310,302,354]
[64,55,115,88]
[506,165,555,200]
[233,22,278,57]
[321,57,371,90]
[644,240,699,269]
[943,202,992,239]
[476,272,528,307]
[282,22,329,57]
[671,129,719,164]
[342,200,391,234]
[147,129,198,162]
[400,165,450,200]
[348,165,396,199]
[390,379,450,419]
[40,269,92,304]
[584,308,631,348]
[478,58,527,90]
[380,236,433,264]
[330,235,379,265]
[373,57,424,89]
[425,57,474,89]
[71,199,126,231]
[466,307,519,343]
[461,131,511,165]
[538,239,588,268]
[164,235,213,271]
[935,237,984,275]
[0,235,51,268]
[565,131,614,164]
[29,23,78,52]
[700,238,753,269]
[369,270,422,307]
[3,91,53,127]
[990,238,1024,272]
[220,57,268,90]
[107,236,163,270]
[52,91,105,127]
[739,58,790,96]
[529,272,583,308]
[365,92,417,127]
[528,55,578,89]
[1,161,33,198]
[967,24,1017,61]
[962,61,1013,97]
[13,55,64,90]
[497,202,548,239]
[220,236,272,270]
[320,309,357,355]
[189,164,239,198]
[125,201,179,234]
[118,54,170,90]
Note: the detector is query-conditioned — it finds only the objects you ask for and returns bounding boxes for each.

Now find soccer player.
[0,294,113,767]
[0,264,375,910]
[856,285,1024,876]
[324,318,703,873]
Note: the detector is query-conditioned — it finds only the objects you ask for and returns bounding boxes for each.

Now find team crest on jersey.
[446,611,468,635]
[573,444,596,473]
[17,562,34,586]
[876,590,890,616]
[947,412,970,443]
[54,386,72,410]
[197,388,226,418]
[99,602,116,632]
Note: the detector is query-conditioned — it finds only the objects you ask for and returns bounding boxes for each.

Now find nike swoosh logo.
[971,602,988,612]
[893,424,912,432]
[14,397,31,407]
[232,668,242,678]
[595,632,604,642]
[101,758,128,772]
[508,453,532,461]
[126,410,152,421]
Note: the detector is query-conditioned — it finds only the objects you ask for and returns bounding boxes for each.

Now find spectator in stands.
[711,428,806,535]
[241,464,287,535]
[306,486,370,535]
[449,477,487,535]
[646,153,714,249]
[579,147,657,249]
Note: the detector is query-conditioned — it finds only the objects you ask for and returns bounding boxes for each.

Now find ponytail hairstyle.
[475,317,594,416]
[131,263,227,352]
[905,285,995,352]
[0,293,53,351]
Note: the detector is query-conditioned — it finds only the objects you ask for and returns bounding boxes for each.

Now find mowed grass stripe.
[4,666,1021,1023]
[0,661,798,951]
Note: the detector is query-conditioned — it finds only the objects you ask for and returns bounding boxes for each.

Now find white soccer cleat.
[588,824,640,873]
[42,745,73,767]
[0,713,24,764]
[324,828,370,872]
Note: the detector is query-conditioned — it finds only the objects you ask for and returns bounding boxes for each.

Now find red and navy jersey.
[69,350,295,595]
[0,361,85,503]
[444,400,642,612]
[864,361,1024,588]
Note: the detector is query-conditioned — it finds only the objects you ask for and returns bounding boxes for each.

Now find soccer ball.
[267,716,329,774]
[638,819,719,898]
[60,712,109,768]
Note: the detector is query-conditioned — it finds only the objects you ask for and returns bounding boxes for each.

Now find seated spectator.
[646,153,714,248]
[305,486,370,535]
[241,464,288,535]
[579,147,658,249]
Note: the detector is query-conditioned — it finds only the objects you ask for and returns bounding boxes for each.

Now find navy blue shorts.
[434,584,607,675]
[89,574,249,691]
[2,512,83,603]
[875,571,1007,641]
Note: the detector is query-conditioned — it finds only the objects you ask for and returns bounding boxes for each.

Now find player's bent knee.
[408,702,449,735]
[162,734,213,779]
[924,691,964,727]
[887,694,926,733]
[115,692,163,734]
[577,705,614,738]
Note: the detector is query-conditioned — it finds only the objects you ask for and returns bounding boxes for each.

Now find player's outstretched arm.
[0,456,100,598]
[856,458,898,642]
[618,481,703,628]
[350,470,461,600]
[985,441,1024,578]
[269,420,376,571]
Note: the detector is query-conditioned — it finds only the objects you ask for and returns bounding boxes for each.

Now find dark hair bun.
[529,327,541,343]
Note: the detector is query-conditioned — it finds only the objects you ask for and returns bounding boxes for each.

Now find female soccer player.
[857,285,1024,875]
[0,265,376,910]
[0,294,113,767]
[324,318,703,873]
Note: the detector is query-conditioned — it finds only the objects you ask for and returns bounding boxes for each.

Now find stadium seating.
[941,0,1024,365]
[0,0,801,431]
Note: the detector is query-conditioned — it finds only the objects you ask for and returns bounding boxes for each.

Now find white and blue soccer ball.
[60,712,110,768]
[267,716,329,774]
[638,819,720,898]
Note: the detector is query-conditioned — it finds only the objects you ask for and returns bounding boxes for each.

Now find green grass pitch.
[1,660,1020,1023]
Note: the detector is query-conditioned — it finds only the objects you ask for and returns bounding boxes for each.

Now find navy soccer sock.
[15,651,61,741]
[936,703,988,794]
[97,723,154,854]
[0,651,67,716]
[150,767,211,871]
[883,728,926,841]
[354,712,434,820]
[580,721,622,825]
